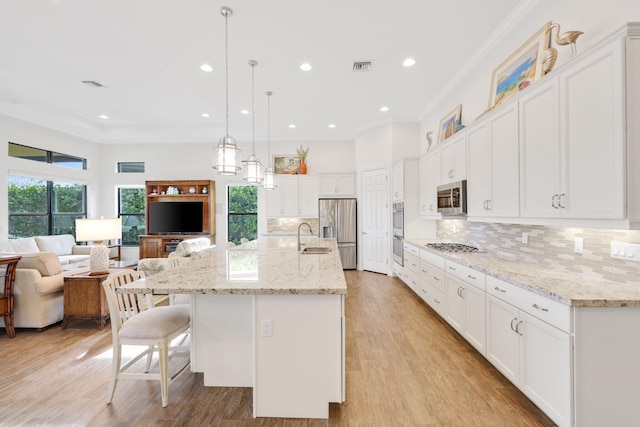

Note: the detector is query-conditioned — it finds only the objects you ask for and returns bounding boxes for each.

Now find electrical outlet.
[574,237,583,253]
[261,320,272,337]
[522,232,528,244]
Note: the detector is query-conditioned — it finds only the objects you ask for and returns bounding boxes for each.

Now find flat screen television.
[148,201,204,234]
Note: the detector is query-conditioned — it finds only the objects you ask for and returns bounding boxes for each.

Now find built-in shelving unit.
[139,180,215,259]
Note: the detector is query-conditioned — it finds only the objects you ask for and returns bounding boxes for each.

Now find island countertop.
[120,237,348,296]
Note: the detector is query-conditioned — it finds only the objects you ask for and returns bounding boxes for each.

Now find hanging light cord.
[267,91,271,159]
[224,11,229,138]
[251,62,256,154]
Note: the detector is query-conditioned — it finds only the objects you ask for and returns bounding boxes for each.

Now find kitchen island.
[119,237,346,419]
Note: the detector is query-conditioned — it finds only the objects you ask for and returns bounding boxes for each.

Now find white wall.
[420,0,640,150]
[0,115,101,239]
[98,138,356,250]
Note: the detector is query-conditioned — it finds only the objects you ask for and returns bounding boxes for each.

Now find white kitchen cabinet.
[318,174,355,197]
[467,103,519,218]
[267,175,318,217]
[486,277,571,427]
[418,249,447,319]
[391,161,404,201]
[419,150,440,218]
[439,132,466,184]
[444,261,486,355]
[520,38,625,220]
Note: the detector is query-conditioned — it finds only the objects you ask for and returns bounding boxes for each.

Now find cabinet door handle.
[467,274,476,280]
[510,317,518,333]
[448,266,456,271]
[487,200,492,211]
[395,191,399,198]
[458,287,465,299]
[558,193,566,209]
[429,204,434,212]
[515,321,524,336]
[483,200,488,210]
[532,303,549,312]
[448,169,454,178]
[551,194,559,209]
[494,286,506,293]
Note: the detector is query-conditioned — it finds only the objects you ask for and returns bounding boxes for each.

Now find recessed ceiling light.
[380,106,390,112]
[201,113,210,118]
[403,58,416,67]
[240,109,249,115]
[200,63,213,72]
[328,124,336,128]
[300,63,312,71]
[99,114,109,120]
[288,124,296,129]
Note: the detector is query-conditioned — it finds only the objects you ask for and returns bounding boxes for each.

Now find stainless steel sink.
[301,247,332,254]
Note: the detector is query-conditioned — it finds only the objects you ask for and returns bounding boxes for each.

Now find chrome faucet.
[297,222,313,251]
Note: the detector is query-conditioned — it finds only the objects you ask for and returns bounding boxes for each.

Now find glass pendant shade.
[263,166,275,190]
[245,153,263,184]
[214,135,241,175]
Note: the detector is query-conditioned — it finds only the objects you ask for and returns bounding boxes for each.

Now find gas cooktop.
[425,243,480,253]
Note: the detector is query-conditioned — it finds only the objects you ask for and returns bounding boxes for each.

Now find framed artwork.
[437,104,462,143]
[273,155,301,174]
[488,21,552,109]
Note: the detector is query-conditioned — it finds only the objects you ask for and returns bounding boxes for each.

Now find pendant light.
[244,60,263,184]
[213,6,241,175]
[262,90,276,190]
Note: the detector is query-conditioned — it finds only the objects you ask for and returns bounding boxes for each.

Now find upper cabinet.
[318,174,355,197]
[467,103,520,218]
[266,175,319,217]
[519,38,625,220]
[419,150,441,218]
[440,133,467,184]
[392,161,404,201]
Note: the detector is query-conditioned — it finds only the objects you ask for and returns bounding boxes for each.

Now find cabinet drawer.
[445,260,486,290]
[406,269,420,293]
[404,253,420,274]
[420,260,446,294]
[424,283,447,318]
[487,276,571,333]
[420,248,445,270]
[404,242,420,257]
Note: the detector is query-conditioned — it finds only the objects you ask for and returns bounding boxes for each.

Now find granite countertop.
[404,238,640,308]
[119,236,347,296]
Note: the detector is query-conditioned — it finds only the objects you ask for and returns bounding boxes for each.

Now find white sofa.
[0,234,94,330]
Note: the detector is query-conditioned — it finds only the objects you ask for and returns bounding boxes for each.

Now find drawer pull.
[467,274,476,280]
[433,276,440,281]
[532,303,549,312]
[434,298,441,304]
[494,286,506,293]
[448,266,457,271]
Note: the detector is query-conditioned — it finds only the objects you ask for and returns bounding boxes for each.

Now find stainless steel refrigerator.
[318,198,357,270]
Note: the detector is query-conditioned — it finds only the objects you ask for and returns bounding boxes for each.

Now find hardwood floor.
[0,271,555,426]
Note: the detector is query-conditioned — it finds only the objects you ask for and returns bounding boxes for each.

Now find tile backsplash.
[266,217,319,235]
[437,220,640,285]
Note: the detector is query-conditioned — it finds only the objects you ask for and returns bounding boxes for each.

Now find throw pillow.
[17,252,63,276]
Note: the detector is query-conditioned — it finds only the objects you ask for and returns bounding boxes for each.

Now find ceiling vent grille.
[352,61,373,72]
[81,80,104,88]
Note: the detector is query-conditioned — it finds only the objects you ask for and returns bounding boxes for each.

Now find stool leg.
[159,340,169,407]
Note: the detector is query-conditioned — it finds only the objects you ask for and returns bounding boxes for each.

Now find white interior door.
[362,168,388,274]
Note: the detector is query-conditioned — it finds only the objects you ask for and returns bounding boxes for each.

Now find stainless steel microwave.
[437,180,467,216]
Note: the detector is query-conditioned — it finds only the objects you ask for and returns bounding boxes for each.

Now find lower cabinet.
[486,284,571,427]
[445,275,486,355]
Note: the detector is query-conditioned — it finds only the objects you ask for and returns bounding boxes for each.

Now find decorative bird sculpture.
[550,22,584,57]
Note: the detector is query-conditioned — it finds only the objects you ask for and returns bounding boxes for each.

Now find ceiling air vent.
[81,80,104,88]
[352,61,373,72]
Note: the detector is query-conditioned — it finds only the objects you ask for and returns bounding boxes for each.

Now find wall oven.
[392,202,404,265]
[437,180,467,216]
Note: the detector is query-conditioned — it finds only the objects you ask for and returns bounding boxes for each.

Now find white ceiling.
[0,0,528,144]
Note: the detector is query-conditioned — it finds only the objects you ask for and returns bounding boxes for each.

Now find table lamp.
[75,218,122,275]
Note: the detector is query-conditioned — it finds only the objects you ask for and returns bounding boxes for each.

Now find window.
[227,185,258,245]
[117,162,145,173]
[9,176,87,238]
[9,142,86,170]
[118,187,146,246]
